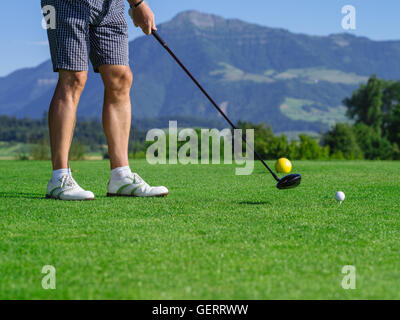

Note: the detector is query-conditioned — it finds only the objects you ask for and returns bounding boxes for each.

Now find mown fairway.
[0,160,399,299]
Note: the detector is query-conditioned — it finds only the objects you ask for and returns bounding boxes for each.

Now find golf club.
[152,30,301,190]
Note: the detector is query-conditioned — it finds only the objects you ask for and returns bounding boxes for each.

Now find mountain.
[1,11,400,133]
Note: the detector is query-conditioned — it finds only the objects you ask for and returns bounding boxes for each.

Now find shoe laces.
[59,174,77,189]
[129,173,146,185]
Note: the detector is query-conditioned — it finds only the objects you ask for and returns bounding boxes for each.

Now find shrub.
[69,141,85,161]
[296,134,330,160]
[31,138,50,160]
[355,124,394,160]
[323,123,363,159]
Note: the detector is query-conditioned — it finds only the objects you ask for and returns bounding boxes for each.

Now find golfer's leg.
[49,70,87,170]
[99,65,133,170]
[41,0,89,169]
[46,69,94,201]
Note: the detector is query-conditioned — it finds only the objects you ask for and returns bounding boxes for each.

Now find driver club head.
[276,174,301,190]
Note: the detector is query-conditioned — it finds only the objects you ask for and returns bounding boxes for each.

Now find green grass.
[1,160,400,299]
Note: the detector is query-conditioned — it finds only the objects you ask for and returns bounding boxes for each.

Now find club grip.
[152,30,167,47]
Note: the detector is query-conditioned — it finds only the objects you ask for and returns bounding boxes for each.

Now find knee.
[103,67,133,94]
[59,71,88,93]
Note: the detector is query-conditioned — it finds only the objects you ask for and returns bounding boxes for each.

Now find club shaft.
[152,30,279,181]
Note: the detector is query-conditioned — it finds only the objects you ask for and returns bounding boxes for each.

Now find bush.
[296,134,330,160]
[323,123,363,159]
[145,128,232,162]
[17,150,30,160]
[238,122,288,159]
[69,141,85,161]
[355,124,394,160]
[132,151,147,159]
[330,151,345,160]
[392,143,400,160]
[16,144,31,160]
[130,141,146,159]
[31,138,50,160]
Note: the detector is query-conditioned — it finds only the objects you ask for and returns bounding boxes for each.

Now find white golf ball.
[335,191,345,203]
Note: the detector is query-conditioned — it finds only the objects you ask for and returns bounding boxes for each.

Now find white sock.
[52,168,69,182]
[110,166,132,180]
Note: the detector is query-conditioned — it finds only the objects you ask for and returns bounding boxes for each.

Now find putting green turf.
[1,160,400,299]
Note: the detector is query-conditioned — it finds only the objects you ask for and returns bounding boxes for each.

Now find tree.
[384,82,400,146]
[354,124,394,160]
[323,123,363,159]
[342,75,400,159]
[344,75,385,131]
[237,121,290,159]
[237,121,276,159]
[297,135,329,160]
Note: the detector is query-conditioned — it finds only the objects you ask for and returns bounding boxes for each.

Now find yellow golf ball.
[275,158,292,174]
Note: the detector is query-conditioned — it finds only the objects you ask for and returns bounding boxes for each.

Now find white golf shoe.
[107,172,169,198]
[46,174,95,201]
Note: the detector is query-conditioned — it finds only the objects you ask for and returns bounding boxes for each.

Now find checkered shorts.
[41,0,129,73]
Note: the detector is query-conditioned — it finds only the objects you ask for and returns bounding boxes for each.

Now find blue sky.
[0,0,398,77]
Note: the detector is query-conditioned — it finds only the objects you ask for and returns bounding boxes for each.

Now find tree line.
[1,75,399,160]
[323,76,400,160]
[0,115,147,159]
[236,76,399,160]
